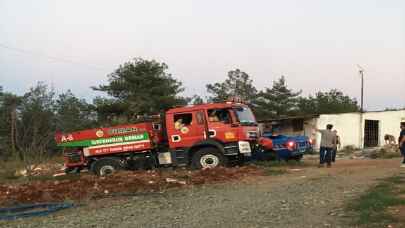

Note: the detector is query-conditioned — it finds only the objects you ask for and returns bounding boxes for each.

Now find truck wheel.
[64,167,80,174]
[93,158,122,176]
[191,148,227,169]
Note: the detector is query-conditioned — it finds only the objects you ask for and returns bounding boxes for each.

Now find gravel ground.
[2,158,402,228]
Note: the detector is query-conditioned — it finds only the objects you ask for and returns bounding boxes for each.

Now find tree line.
[0,57,359,160]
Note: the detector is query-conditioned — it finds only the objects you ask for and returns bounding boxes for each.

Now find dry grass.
[0,156,64,184]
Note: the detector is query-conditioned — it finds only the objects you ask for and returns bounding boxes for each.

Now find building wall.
[362,110,405,147]
[276,125,298,136]
[314,113,361,149]
[303,118,317,138]
[311,110,405,149]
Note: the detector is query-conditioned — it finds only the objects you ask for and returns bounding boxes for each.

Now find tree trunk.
[10,104,17,158]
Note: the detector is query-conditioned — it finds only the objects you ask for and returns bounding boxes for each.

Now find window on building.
[364,119,379,147]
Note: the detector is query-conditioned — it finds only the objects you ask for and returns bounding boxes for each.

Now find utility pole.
[359,68,364,113]
[357,65,365,148]
[359,69,364,113]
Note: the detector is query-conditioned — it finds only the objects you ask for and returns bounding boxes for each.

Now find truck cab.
[162,102,259,169]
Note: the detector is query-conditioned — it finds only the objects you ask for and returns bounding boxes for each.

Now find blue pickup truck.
[260,133,313,161]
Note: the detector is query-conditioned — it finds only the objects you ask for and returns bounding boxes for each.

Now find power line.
[0,43,110,71]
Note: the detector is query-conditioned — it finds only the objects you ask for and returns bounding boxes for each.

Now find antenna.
[357,65,365,113]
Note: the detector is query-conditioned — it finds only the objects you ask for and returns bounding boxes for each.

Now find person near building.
[332,130,341,162]
[309,124,336,168]
[399,123,405,167]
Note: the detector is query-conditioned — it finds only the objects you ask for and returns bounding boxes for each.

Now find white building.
[260,110,405,149]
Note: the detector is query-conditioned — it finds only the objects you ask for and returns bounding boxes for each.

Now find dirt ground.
[0,166,264,206]
[1,157,404,228]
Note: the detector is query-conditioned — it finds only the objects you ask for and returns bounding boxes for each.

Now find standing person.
[332,130,341,163]
[399,123,405,167]
[309,124,336,168]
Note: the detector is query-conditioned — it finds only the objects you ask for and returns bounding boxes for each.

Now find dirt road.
[3,158,404,228]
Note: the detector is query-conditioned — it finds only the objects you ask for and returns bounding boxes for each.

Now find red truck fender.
[258,137,273,150]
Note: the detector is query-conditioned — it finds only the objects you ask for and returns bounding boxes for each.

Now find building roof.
[258,114,320,123]
[258,109,405,123]
[361,108,405,113]
[317,109,405,116]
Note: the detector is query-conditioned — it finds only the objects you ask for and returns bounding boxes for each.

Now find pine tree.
[92,58,187,122]
[255,76,301,119]
[297,89,359,114]
[206,69,257,103]
[55,90,95,132]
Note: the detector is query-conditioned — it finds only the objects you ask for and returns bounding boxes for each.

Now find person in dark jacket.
[399,123,405,167]
[332,130,341,162]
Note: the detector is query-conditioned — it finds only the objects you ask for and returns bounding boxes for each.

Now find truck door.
[206,108,238,142]
[167,111,207,149]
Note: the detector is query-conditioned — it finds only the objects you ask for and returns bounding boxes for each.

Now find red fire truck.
[55,101,260,175]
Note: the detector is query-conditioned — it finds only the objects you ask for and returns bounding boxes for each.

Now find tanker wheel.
[64,167,81,174]
[92,158,122,176]
[191,148,227,169]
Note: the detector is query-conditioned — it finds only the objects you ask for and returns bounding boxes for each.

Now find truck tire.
[64,167,80,174]
[191,147,227,169]
[92,158,122,176]
[293,154,303,162]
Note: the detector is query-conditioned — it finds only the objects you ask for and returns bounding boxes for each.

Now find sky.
[0,0,404,111]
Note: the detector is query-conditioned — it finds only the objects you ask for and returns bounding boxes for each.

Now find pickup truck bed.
[261,133,313,161]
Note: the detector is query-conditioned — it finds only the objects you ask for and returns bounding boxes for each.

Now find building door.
[364,120,379,147]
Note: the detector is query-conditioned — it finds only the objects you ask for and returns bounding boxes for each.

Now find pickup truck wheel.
[93,158,121,176]
[191,148,227,169]
[294,154,303,161]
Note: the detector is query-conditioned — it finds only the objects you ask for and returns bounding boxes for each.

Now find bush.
[0,159,25,183]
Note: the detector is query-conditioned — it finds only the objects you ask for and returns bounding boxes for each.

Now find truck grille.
[224,143,239,155]
[297,141,310,149]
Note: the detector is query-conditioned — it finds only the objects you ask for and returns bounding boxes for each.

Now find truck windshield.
[233,107,257,126]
